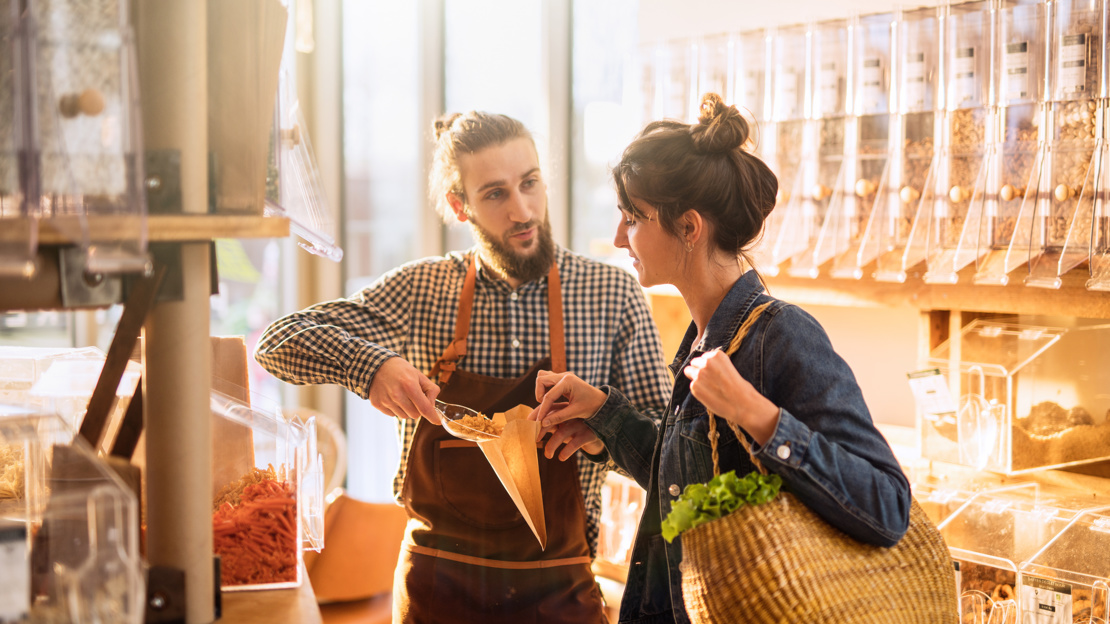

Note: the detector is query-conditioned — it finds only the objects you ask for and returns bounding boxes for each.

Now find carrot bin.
[209,392,325,592]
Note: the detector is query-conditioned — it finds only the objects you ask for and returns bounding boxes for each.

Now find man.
[255,111,669,623]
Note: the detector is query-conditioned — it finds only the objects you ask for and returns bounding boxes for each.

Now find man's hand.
[368,357,442,425]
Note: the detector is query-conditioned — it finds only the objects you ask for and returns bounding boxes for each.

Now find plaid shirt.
[255,245,670,557]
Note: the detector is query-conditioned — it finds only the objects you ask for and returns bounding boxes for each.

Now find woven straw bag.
[679,302,958,624]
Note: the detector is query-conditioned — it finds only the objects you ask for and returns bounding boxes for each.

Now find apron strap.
[404,543,590,570]
[432,253,566,383]
[547,261,566,374]
[431,254,478,384]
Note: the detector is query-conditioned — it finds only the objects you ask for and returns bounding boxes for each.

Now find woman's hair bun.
[433,112,463,140]
[691,92,750,155]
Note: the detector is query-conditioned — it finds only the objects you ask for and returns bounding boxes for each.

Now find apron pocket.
[435,440,526,529]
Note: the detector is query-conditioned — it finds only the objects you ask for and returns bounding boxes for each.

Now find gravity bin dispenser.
[923,317,1110,475]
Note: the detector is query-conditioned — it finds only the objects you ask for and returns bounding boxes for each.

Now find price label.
[907,368,957,423]
[1020,576,1072,623]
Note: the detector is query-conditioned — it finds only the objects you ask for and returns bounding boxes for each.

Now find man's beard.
[470,216,556,283]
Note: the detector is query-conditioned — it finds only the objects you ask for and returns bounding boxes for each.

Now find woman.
[530,93,911,624]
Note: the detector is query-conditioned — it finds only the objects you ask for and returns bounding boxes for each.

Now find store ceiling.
[639,0,946,42]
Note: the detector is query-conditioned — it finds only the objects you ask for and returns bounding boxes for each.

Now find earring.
[685,241,693,253]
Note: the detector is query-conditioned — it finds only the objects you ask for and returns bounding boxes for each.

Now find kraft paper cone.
[477,406,547,549]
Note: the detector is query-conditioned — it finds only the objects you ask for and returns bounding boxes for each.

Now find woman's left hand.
[684,349,780,445]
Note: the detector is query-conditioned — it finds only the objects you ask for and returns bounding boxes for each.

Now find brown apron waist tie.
[403,542,591,570]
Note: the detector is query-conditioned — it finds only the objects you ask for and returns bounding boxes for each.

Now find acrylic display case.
[1025,0,1106,289]
[755,24,809,276]
[923,0,995,285]
[909,462,1017,526]
[829,12,895,279]
[938,484,1103,624]
[1090,116,1110,291]
[209,391,324,591]
[974,0,1049,286]
[923,318,1110,475]
[696,34,734,112]
[786,18,850,279]
[872,6,942,283]
[0,407,144,624]
[33,0,149,274]
[1021,507,1110,623]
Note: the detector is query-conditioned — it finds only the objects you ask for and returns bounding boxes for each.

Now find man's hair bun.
[690,92,750,155]
[433,113,464,140]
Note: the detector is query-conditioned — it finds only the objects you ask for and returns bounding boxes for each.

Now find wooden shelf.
[1,214,289,245]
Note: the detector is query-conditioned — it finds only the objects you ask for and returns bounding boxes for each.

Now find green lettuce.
[661,470,782,543]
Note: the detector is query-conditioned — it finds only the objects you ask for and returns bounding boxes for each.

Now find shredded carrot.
[212,466,298,586]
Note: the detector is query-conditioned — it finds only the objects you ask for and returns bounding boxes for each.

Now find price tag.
[1020,575,1072,623]
[906,368,957,423]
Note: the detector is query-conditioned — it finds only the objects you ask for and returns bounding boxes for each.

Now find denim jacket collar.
[668,270,766,375]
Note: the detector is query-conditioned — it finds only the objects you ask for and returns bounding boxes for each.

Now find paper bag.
[476,405,547,550]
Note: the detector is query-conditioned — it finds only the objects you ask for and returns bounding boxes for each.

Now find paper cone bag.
[477,405,547,549]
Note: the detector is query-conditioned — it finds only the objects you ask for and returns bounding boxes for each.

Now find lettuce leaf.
[661,470,782,543]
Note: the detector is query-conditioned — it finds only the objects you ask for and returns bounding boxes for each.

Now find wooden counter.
[221,570,322,624]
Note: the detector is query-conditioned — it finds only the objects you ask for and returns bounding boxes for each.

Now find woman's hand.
[684,349,779,445]
[530,370,608,459]
[538,419,605,460]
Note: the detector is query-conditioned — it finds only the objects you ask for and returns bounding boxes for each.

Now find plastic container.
[1021,507,1110,622]
[209,392,324,591]
[757,23,810,276]
[974,0,1049,286]
[872,5,943,283]
[924,318,1110,474]
[1025,0,1106,289]
[786,18,850,279]
[0,406,144,624]
[829,11,896,280]
[922,0,995,285]
[938,484,1096,624]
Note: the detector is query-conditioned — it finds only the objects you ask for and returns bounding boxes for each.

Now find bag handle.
[708,301,773,477]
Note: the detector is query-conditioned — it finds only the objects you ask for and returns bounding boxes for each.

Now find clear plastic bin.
[1021,507,1110,622]
[786,18,850,279]
[872,5,942,283]
[973,0,1048,286]
[922,1,995,284]
[0,406,144,624]
[754,24,808,276]
[938,483,1096,623]
[924,318,1110,474]
[829,11,895,280]
[1025,0,1106,289]
[210,392,323,591]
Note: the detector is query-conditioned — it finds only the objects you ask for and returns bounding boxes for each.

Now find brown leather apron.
[393,254,606,624]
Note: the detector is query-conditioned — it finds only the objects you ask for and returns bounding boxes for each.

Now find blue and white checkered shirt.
[255,245,670,557]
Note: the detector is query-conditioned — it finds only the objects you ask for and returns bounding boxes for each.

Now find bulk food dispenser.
[922,317,1110,474]
[209,392,324,591]
[1020,507,1110,622]
[786,18,851,279]
[0,407,144,624]
[757,24,810,275]
[1025,0,1106,288]
[974,0,1049,286]
[829,12,896,280]
[872,6,943,283]
[922,0,995,284]
[937,484,1110,624]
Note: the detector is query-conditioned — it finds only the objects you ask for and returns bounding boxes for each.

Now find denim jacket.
[586,271,911,624]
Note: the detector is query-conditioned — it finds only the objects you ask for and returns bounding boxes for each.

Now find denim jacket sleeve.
[585,386,661,492]
[744,303,911,547]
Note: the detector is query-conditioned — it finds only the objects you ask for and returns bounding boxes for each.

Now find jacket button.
[668,484,681,496]
[674,405,681,415]
[777,444,792,460]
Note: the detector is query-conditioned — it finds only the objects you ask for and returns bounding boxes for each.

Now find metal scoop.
[436,399,501,442]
